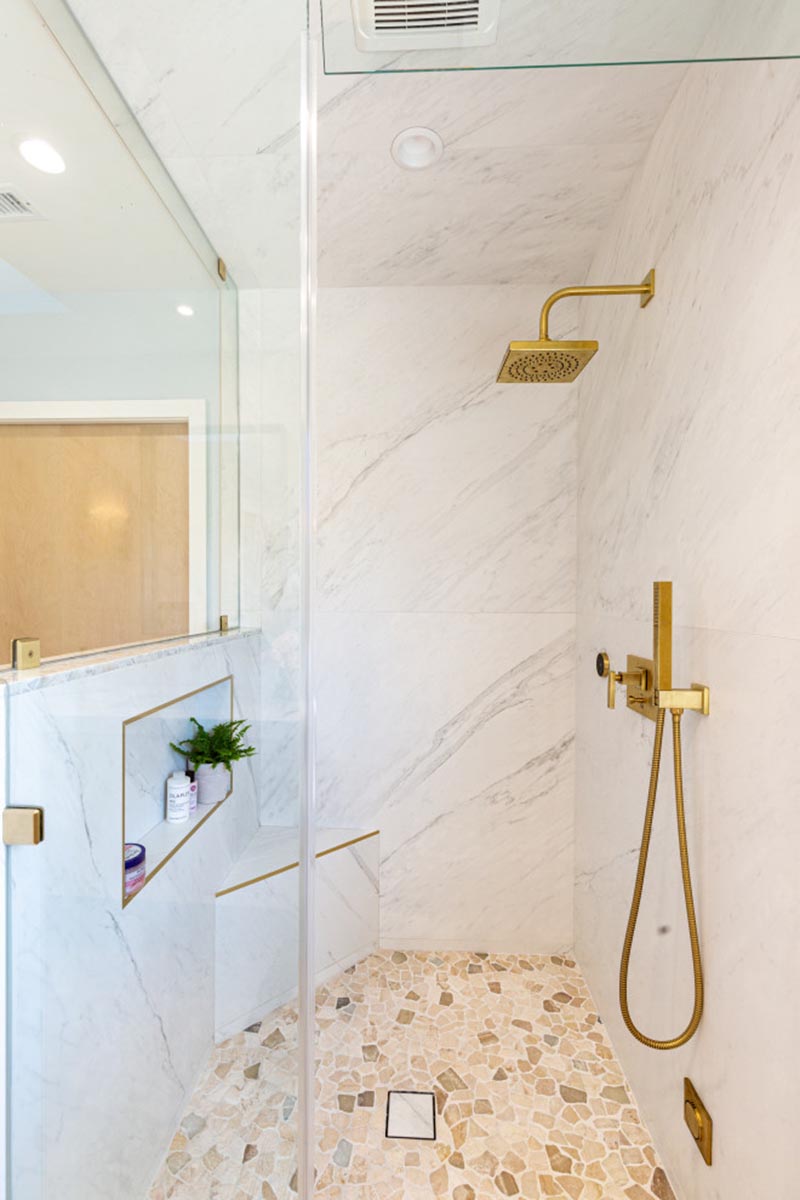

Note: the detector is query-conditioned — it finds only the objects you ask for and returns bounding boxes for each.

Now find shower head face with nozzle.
[497,339,598,384]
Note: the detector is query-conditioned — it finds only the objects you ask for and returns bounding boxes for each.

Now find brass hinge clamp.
[11,637,41,670]
[3,808,44,845]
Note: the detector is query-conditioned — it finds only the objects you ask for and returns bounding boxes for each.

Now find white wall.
[315,285,577,951]
[575,60,800,1200]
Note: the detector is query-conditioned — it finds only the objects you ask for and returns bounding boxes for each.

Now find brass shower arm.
[538,269,656,341]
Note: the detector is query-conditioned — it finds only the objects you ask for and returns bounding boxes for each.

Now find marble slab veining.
[316,611,575,952]
[574,58,800,1200]
[6,634,262,1200]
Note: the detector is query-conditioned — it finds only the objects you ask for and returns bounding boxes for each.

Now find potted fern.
[170,717,256,807]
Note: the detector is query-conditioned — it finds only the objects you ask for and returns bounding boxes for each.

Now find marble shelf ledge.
[216,825,379,897]
[0,627,260,696]
[126,793,232,907]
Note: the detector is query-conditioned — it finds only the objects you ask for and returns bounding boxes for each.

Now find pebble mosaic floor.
[149,950,677,1200]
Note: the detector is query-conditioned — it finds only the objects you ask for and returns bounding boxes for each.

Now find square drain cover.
[385,1090,436,1140]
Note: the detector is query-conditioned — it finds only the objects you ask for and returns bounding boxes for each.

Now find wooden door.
[0,421,189,661]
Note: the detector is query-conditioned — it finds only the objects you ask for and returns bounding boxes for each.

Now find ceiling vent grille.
[0,189,43,222]
[353,0,500,51]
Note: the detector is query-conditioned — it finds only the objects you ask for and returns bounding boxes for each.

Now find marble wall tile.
[318,143,647,288]
[6,634,262,1200]
[316,611,575,951]
[574,59,800,1200]
[68,0,306,157]
[239,288,305,827]
[317,286,577,616]
[576,62,800,642]
[315,284,577,952]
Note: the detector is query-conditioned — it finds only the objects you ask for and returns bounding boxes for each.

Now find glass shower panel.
[1,0,309,1198]
[320,0,800,73]
[0,0,238,665]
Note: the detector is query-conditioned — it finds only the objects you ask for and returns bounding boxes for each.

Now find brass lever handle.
[596,652,616,708]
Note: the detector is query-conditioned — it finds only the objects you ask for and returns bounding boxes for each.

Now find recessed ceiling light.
[391,127,444,171]
[18,138,66,175]
[176,304,195,317]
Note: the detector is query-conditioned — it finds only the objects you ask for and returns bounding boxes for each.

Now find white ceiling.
[63,0,689,289]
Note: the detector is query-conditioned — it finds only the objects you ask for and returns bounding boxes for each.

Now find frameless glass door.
[1,0,309,1197]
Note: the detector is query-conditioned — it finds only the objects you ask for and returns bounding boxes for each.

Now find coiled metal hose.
[619,708,704,1049]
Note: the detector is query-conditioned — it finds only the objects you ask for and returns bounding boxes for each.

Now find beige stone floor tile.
[148,951,674,1200]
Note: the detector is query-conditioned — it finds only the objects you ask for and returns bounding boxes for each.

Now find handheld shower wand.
[596,582,709,1050]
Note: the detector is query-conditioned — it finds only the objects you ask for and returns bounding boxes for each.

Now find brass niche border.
[215,830,380,899]
[121,674,234,908]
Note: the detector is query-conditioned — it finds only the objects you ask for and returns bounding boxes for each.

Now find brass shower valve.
[595,652,648,709]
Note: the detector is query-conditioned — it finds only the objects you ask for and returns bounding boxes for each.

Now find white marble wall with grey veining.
[239,288,304,827]
[6,633,260,1200]
[574,59,800,1200]
[315,64,687,287]
[67,0,307,290]
[315,285,577,950]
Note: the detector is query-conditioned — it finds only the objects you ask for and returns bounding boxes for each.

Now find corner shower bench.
[213,825,380,1040]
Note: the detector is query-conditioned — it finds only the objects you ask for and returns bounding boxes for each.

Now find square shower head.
[497,339,598,383]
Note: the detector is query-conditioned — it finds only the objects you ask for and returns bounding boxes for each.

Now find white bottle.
[166,771,191,824]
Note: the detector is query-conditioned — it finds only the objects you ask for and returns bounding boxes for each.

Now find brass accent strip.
[121,675,235,908]
[316,830,379,860]
[215,859,300,898]
[215,829,380,899]
[538,269,655,340]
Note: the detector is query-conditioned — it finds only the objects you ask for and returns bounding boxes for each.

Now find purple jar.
[124,843,146,897]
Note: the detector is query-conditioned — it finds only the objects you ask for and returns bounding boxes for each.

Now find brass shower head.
[497,269,655,384]
[497,340,598,383]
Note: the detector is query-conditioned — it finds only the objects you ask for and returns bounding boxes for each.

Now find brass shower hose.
[619,708,704,1050]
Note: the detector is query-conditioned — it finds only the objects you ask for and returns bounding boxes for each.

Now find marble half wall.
[5,632,263,1200]
[315,286,577,952]
[574,59,800,1200]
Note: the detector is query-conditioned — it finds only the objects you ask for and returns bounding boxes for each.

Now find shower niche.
[122,676,235,904]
